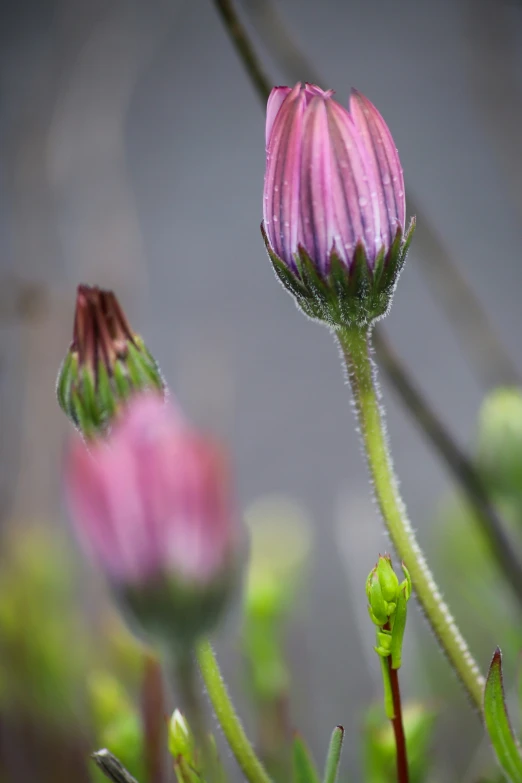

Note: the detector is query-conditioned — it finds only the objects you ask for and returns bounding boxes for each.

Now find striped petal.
[263,83,305,268]
[325,100,380,266]
[350,90,405,249]
[266,86,292,146]
[298,96,335,274]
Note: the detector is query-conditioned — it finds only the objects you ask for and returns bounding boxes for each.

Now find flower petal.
[266,86,292,145]
[326,100,379,265]
[263,83,305,268]
[298,95,336,273]
[350,90,405,248]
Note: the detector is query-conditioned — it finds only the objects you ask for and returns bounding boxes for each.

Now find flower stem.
[338,326,484,710]
[387,658,409,783]
[177,652,207,752]
[196,640,273,783]
[213,0,271,101]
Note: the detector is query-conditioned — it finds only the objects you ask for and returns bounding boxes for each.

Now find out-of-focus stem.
[197,640,272,783]
[213,0,271,101]
[338,326,484,710]
[177,652,207,756]
[141,653,167,783]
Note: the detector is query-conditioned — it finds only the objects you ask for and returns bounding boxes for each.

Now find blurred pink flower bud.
[65,393,240,647]
[262,83,414,328]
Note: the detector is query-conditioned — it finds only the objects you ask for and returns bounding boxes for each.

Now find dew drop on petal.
[359,196,368,207]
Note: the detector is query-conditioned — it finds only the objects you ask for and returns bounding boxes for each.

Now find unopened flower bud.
[366,566,391,627]
[168,710,195,762]
[366,555,403,627]
[65,393,241,650]
[376,554,399,602]
[57,285,165,437]
[262,83,415,329]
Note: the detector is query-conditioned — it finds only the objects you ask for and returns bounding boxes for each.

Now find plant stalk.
[197,640,272,783]
[338,326,484,710]
[388,659,409,783]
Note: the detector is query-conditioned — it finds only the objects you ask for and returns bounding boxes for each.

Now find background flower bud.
[65,393,240,650]
[57,285,165,438]
[168,709,195,762]
[262,83,414,328]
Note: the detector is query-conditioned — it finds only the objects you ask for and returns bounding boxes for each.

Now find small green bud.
[366,555,400,627]
[168,709,195,762]
[368,569,390,626]
[376,555,399,602]
[57,285,165,437]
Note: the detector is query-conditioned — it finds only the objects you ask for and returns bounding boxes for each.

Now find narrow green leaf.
[323,726,344,783]
[293,735,320,783]
[484,647,522,782]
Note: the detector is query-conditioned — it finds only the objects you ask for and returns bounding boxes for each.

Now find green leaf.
[323,726,344,783]
[293,735,320,783]
[484,647,522,782]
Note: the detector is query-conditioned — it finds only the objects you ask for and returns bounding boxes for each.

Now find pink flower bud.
[263,83,405,275]
[65,393,239,646]
[262,83,414,328]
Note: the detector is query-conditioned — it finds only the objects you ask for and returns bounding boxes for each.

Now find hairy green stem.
[197,640,272,783]
[338,326,484,710]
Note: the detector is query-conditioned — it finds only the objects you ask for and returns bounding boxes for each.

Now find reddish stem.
[387,657,409,783]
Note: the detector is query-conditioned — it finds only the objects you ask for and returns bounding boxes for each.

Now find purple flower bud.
[262,84,414,328]
[263,83,405,274]
[57,285,165,438]
[65,393,240,647]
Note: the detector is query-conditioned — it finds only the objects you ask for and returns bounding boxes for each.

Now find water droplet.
[382,173,391,185]
[359,196,368,207]
[273,215,279,222]
[274,185,279,192]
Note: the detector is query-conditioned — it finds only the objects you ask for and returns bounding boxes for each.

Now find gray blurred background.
[2,0,522,779]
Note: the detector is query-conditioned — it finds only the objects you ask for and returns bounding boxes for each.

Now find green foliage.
[322,726,344,783]
[484,648,522,783]
[363,702,435,783]
[292,735,321,783]
[242,496,312,704]
[476,388,522,500]
[89,671,145,783]
[0,524,90,724]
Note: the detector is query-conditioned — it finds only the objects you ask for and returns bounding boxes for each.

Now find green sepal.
[97,359,117,426]
[377,555,399,602]
[56,350,75,415]
[322,726,344,783]
[261,218,416,330]
[293,735,321,783]
[484,647,522,782]
[172,755,202,783]
[112,360,131,401]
